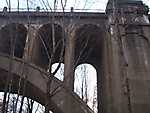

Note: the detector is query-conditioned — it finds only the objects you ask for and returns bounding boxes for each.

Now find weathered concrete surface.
[0,53,93,113]
[106,9,150,113]
[0,12,108,113]
[0,9,150,113]
[123,25,150,113]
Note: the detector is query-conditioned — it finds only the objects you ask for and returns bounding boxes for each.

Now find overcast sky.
[0,0,107,12]
[0,0,150,12]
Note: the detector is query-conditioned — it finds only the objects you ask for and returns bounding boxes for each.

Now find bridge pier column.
[63,29,75,113]
[64,31,75,91]
[106,1,150,113]
[97,66,107,113]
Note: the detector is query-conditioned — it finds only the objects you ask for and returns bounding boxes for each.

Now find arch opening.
[74,24,105,113]
[74,63,97,113]
[74,24,103,66]
[32,23,64,70]
[0,23,27,58]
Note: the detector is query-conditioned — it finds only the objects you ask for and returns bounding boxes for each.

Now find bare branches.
[8,0,11,11]
[27,0,29,11]
[61,0,68,11]
[40,0,49,11]
[2,24,17,113]
[27,98,34,113]
[45,0,52,11]
[17,0,19,12]
[83,0,88,9]
[74,35,90,67]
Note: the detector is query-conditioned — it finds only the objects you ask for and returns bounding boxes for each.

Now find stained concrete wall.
[0,11,149,113]
[105,9,150,113]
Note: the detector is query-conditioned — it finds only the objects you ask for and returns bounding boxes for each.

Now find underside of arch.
[74,24,105,67]
[0,23,27,58]
[31,23,64,70]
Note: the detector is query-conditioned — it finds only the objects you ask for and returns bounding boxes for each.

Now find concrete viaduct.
[0,0,150,113]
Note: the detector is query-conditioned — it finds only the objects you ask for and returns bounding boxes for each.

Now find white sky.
[74,64,97,110]
[0,0,107,12]
[0,0,150,12]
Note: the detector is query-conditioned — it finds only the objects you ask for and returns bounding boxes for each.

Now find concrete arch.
[31,23,65,70]
[73,24,107,113]
[0,23,27,58]
[74,24,105,67]
[0,53,93,113]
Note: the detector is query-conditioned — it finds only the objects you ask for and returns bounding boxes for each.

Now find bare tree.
[92,86,97,113]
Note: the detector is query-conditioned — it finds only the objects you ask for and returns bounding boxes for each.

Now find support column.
[97,66,106,113]
[106,1,150,113]
[63,27,76,113]
[64,30,75,91]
